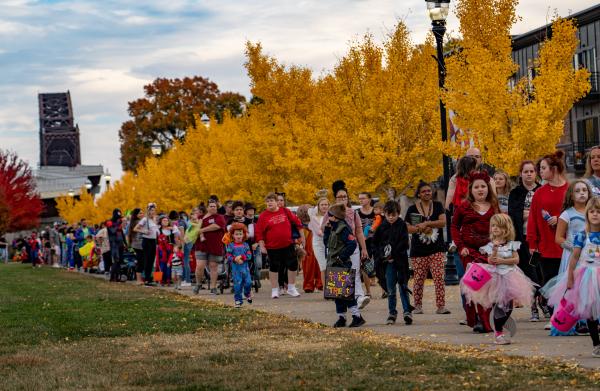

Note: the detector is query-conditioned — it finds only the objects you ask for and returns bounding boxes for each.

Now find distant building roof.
[512,4,600,51]
[34,165,104,199]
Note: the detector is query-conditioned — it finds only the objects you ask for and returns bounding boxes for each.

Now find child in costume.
[225,223,253,308]
[79,235,96,273]
[324,203,363,328]
[543,197,600,357]
[552,179,591,336]
[169,244,184,290]
[461,213,536,345]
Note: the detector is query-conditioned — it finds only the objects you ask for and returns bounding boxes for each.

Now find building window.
[577,117,599,147]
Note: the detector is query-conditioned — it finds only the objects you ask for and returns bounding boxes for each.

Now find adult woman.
[308,197,330,284]
[493,170,512,214]
[406,181,450,315]
[324,181,370,309]
[193,199,226,295]
[107,209,125,270]
[585,145,600,196]
[95,221,112,275]
[451,172,499,333]
[508,160,543,321]
[134,203,159,285]
[127,208,145,285]
[445,156,478,210]
[276,192,289,293]
[296,204,323,293]
[526,151,568,326]
[256,192,305,298]
[357,192,376,299]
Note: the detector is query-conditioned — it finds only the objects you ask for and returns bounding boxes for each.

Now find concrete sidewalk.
[171,276,600,369]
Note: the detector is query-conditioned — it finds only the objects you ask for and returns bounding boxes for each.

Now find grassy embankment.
[0,264,598,390]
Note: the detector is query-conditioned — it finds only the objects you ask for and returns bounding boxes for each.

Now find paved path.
[168,276,600,369]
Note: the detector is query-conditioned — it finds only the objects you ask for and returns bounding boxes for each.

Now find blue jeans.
[232,262,252,303]
[385,262,411,316]
[454,252,465,279]
[158,262,171,283]
[183,242,193,283]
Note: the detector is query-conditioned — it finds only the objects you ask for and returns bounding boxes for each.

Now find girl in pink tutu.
[461,214,536,345]
[544,197,600,357]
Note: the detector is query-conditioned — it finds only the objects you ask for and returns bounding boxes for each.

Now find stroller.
[111,250,137,282]
[216,259,231,294]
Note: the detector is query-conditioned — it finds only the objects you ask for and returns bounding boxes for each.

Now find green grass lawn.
[1,263,599,390]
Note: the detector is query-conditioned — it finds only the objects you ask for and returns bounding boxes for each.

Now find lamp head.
[151,140,162,156]
[425,0,450,22]
[200,113,210,128]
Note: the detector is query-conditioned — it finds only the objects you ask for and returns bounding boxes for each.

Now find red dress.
[451,200,496,331]
[301,228,323,292]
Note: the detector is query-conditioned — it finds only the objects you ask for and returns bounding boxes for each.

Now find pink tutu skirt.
[543,264,600,320]
[460,263,536,309]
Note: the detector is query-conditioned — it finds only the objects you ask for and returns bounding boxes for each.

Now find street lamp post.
[104,170,111,190]
[426,0,459,285]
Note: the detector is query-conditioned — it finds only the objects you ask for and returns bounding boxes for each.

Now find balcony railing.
[557,142,599,172]
[590,72,599,94]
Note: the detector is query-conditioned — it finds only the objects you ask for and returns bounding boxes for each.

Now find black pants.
[142,238,157,282]
[102,252,112,273]
[74,250,82,269]
[517,243,542,304]
[493,302,513,332]
[267,245,298,283]
[588,319,600,346]
[134,248,144,273]
[539,258,561,286]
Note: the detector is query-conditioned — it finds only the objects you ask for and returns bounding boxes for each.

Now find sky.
[1,0,598,186]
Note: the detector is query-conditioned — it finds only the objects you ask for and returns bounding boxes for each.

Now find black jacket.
[508,183,541,242]
[373,218,410,282]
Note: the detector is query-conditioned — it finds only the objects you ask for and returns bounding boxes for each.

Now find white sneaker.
[357,295,371,310]
[494,333,511,345]
[180,282,191,287]
[544,322,552,330]
[279,287,286,296]
[287,286,301,297]
[593,345,600,358]
[271,288,279,299]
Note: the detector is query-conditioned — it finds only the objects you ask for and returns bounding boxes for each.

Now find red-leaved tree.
[0,150,43,234]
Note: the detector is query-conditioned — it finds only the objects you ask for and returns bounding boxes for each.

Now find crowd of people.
[7,146,600,358]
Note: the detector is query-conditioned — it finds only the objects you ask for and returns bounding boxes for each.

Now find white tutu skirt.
[542,264,600,320]
[460,263,536,309]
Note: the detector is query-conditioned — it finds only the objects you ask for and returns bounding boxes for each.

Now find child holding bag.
[461,214,536,345]
[543,197,600,357]
[323,203,362,328]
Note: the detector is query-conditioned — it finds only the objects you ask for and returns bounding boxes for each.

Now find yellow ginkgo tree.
[443,0,590,174]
